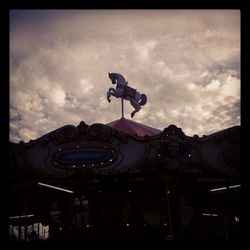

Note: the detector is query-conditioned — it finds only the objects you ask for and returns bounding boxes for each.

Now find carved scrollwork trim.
[157,124,192,165]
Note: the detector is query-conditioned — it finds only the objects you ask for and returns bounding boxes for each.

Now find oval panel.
[55,148,112,164]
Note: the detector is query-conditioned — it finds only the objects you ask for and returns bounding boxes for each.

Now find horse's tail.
[139,94,147,106]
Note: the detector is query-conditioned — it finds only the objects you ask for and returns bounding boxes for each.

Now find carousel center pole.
[121,98,124,118]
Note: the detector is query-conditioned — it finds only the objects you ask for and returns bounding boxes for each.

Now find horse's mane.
[109,72,127,85]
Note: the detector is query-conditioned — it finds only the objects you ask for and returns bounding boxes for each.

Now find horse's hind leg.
[130,99,141,118]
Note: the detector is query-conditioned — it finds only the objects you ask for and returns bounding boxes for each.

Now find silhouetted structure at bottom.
[9,118,240,240]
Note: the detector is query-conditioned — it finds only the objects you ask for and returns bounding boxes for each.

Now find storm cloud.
[10,10,240,142]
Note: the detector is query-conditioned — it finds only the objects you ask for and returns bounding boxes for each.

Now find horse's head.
[108,73,117,84]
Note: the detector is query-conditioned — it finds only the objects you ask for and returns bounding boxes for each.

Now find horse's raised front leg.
[107,88,120,103]
[107,91,111,103]
[107,88,115,102]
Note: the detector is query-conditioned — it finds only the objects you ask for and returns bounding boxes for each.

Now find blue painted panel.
[55,148,112,164]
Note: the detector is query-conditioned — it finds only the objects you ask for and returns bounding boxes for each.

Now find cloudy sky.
[10,9,240,142]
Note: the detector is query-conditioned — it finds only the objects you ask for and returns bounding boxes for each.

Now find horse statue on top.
[107,72,147,118]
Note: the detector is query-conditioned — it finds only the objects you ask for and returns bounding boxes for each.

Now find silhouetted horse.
[107,73,147,118]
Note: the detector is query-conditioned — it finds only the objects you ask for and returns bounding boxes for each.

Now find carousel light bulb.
[235,216,239,222]
[126,223,130,227]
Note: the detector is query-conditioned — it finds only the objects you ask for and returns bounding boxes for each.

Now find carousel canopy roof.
[106,117,161,136]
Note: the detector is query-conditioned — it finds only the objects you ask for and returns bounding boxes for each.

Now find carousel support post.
[24,188,28,241]
[37,222,40,239]
[121,98,124,118]
[18,224,21,241]
[165,175,174,238]
[224,178,229,240]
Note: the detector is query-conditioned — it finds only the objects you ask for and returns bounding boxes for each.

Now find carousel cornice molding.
[10,119,240,179]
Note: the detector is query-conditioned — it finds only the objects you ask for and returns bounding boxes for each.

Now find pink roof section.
[106,117,161,136]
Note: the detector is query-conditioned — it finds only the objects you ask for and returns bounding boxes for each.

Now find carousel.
[9,73,240,240]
